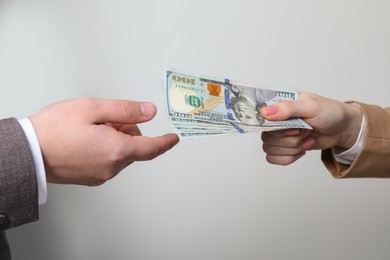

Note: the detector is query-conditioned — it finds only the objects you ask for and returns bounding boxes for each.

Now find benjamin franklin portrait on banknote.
[227,85,278,126]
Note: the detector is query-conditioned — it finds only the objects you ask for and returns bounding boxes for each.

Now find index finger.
[86,98,157,124]
[263,128,302,138]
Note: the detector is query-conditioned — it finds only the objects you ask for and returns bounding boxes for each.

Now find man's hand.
[30,98,179,186]
[260,92,363,165]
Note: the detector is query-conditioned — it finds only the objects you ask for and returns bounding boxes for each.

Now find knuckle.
[290,138,303,148]
[106,142,137,164]
[281,101,294,112]
[119,100,137,120]
[262,143,271,153]
[144,147,160,160]
[107,147,127,165]
[261,132,269,142]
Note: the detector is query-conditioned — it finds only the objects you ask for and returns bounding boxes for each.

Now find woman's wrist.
[337,103,363,150]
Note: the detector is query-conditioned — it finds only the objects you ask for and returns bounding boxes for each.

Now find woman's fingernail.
[285,129,301,136]
[140,102,156,117]
[302,129,311,139]
[261,105,278,117]
[302,138,315,150]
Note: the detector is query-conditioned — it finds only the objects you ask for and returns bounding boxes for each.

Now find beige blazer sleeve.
[0,118,39,231]
[322,102,390,178]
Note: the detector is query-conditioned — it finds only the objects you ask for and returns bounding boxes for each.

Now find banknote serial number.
[193,112,229,121]
[171,83,207,94]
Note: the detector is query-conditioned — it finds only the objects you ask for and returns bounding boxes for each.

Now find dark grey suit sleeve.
[0,231,11,260]
[0,118,39,231]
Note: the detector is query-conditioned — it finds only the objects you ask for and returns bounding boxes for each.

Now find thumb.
[260,99,311,121]
[92,99,157,124]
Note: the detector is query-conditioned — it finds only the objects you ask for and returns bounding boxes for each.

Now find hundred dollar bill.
[163,69,311,138]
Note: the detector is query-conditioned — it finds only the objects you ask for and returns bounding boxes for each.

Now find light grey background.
[1,0,390,259]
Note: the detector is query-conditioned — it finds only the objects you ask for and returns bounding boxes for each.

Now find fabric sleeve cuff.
[332,115,366,165]
[17,118,47,205]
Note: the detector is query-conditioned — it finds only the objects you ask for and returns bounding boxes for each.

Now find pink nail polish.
[302,138,315,150]
[261,106,278,117]
[302,129,311,139]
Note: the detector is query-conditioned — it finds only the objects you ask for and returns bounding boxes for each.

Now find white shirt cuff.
[332,116,366,165]
[18,118,47,205]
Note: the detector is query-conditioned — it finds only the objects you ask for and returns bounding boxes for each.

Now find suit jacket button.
[0,215,10,229]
